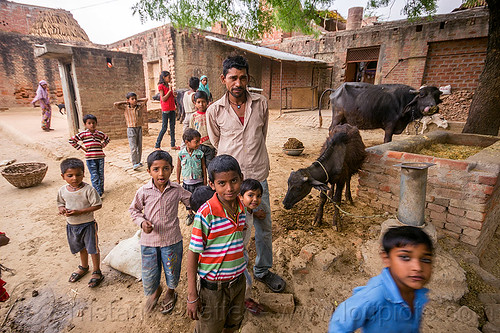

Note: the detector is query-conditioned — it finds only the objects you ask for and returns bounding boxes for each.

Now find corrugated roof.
[206,35,326,64]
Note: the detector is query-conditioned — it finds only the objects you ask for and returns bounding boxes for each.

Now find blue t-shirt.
[178,147,204,184]
[328,267,429,333]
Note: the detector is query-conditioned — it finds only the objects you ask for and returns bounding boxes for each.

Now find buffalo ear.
[309,178,330,193]
[409,89,419,94]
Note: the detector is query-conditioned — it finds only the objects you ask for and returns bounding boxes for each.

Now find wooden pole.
[279,61,283,116]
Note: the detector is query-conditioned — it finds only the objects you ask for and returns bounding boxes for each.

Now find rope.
[319,188,394,219]
[313,160,329,183]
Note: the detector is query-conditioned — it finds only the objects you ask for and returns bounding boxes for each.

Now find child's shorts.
[141,241,183,296]
[66,221,99,255]
[195,274,245,333]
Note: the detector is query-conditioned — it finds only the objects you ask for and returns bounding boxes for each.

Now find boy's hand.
[142,220,154,234]
[253,209,267,220]
[58,206,68,215]
[187,297,200,320]
[65,209,81,216]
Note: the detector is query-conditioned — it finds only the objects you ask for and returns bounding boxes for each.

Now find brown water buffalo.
[319,83,443,143]
[283,124,366,230]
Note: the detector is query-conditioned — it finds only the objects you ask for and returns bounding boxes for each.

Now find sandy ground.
[0,107,497,332]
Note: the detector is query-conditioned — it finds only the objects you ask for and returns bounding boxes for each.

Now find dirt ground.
[0,108,497,332]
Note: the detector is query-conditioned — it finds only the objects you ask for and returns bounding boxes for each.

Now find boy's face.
[241,189,262,211]
[84,119,97,132]
[221,67,248,99]
[382,244,433,293]
[195,98,208,112]
[148,159,172,189]
[127,96,138,107]
[209,171,242,206]
[61,168,84,188]
[186,136,201,151]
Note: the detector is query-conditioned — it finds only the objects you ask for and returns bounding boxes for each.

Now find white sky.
[15,0,464,44]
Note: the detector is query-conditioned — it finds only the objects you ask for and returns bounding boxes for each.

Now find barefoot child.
[69,114,110,196]
[177,128,206,226]
[114,92,148,170]
[239,179,266,315]
[182,76,199,133]
[189,91,216,167]
[129,150,192,314]
[328,226,434,332]
[187,155,247,332]
[57,158,104,288]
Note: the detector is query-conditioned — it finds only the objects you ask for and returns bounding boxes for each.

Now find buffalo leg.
[345,175,354,205]
[383,128,394,143]
[332,182,345,230]
[313,188,330,226]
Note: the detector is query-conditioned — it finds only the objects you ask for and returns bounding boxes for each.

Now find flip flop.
[254,271,286,293]
[245,298,265,315]
[88,270,104,288]
[68,265,89,283]
[160,292,178,315]
[170,146,180,150]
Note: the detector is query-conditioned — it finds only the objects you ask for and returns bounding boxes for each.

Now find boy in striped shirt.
[69,114,110,196]
[187,155,246,333]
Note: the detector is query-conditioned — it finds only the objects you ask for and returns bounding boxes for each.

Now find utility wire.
[70,0,122,11]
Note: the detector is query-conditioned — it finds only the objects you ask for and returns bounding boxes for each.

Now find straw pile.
[29,10,90,42]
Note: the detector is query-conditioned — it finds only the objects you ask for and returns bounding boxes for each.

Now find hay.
[29,10,90,42]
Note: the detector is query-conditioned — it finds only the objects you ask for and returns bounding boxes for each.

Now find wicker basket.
[1,162,48,188]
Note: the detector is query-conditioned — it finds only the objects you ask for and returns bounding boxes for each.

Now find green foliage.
[132,0,335,40]
[367,0,438,19]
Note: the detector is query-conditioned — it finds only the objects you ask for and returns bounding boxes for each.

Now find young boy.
[57,158,104,288]
[114,92,148,170]
[182,76,200,132]
[328,226,434,333]
[189,91,216,167]
[239,179,266,315]
[129,150,192,314]
[69,114,110,196]
[177,128,206,225]
[187,155,247,332]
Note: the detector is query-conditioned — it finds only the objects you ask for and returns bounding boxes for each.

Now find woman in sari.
[198,75,212,102]
[31,80,53,131]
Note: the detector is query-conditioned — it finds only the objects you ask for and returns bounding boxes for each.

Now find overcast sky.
[15,0,464,44]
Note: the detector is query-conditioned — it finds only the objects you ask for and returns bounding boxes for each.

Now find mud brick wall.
[265,8,489,91]
[357,132,500,255]
[0,32,63,107]
[71,47,146,139]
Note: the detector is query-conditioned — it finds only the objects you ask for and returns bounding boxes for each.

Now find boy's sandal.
[254,271,286,293]
[160,292,177,315]
[88,270,104,288]
[245,298,265,315]
[68,265,89,283]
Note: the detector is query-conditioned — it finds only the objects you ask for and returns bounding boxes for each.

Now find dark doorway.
[345,46,380,83]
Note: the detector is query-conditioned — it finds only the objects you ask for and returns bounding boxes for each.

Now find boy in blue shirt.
[329,226,433,333]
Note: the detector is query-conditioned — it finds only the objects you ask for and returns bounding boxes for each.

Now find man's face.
[221,67,248,99]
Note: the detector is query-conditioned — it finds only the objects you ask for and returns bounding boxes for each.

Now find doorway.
[345,46,380,83]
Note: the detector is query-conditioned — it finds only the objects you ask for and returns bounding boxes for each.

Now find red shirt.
[159,83,175,111]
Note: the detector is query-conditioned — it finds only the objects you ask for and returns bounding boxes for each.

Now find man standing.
[207,55,285,293]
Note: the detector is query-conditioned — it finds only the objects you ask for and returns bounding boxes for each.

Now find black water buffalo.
[175,88,188,123]
[283,124,366,230]
[319,83,443,143]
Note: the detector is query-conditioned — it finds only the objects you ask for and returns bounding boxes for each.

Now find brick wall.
[422,38,488,90]
[0,31,63,107]
[71,47,146,139]
[357,132,500,255]
[265,8,489,91]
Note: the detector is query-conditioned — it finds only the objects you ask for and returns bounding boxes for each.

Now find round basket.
[1,162,48,188]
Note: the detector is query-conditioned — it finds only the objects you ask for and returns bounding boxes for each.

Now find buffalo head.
[283,169,330,210]
[406,86,443,117]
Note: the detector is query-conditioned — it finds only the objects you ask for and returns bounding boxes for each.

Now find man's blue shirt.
[328,267,428,333]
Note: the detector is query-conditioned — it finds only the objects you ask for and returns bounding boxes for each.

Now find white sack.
[103,229,142,280]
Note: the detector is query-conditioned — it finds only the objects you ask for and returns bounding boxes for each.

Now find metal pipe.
[394,162,435,226]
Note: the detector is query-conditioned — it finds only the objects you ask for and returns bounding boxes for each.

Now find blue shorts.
[141,241,183,296]
[66,221,99,255]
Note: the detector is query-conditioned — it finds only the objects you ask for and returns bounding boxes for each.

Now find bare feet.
[145,285,163,312]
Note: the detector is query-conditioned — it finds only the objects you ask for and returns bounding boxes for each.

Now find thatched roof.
[29,10,90,42]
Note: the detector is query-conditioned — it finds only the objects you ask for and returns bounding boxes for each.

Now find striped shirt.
[124,103,145,127]
[69,130,110,160]
[189,194,246,281]
[129,179,191,247]
[189,111,214,148]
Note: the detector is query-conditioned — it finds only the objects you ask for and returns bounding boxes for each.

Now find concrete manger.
[357,130,500,255]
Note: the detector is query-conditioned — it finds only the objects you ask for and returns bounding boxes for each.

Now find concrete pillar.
[346,7,363,30]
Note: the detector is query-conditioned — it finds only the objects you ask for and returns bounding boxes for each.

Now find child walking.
[155,71,179,150]
[239,179,266,315]
[129,150,192,314]
[189,91,216,167]
[187,154,247,333]
[114,92,148,170]
[57,158,104,288]
[177,128,206,226]
[182,76,199,132]
[328,226,434,333]
[69,114,110,197]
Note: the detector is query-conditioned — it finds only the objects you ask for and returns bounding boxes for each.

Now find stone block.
[299,243,320,263]
[313,246,342,271]
[289,256,309,275]
[482,322,500,333]
[479,293,500,304]
[485,304,500,326]
[454,306,479,328]
[259,293,295,314]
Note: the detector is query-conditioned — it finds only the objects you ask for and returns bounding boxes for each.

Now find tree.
[369,0,499,136]
[132,0,335,40]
